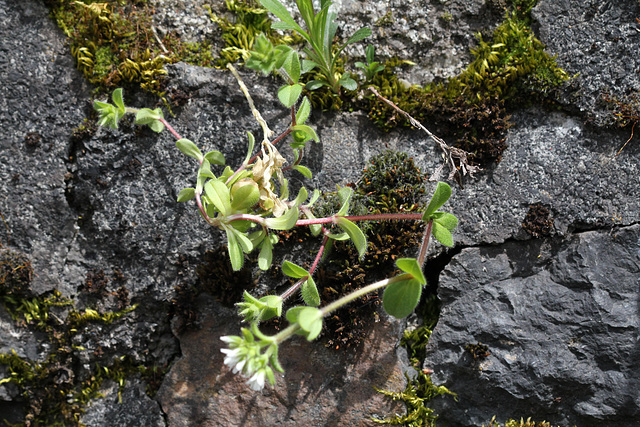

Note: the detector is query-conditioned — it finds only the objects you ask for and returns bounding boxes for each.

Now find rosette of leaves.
[255,0,371,93]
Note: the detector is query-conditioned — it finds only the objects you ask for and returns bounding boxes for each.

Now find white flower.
[221,348,242,369]
[232,359,246,375]
[246,369,266,391]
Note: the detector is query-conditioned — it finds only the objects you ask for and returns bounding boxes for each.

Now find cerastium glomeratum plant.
[93,0,459,392]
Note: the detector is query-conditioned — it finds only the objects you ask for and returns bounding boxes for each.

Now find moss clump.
[373,309,456,426]
[465,342,491,361]
[47,0,174,93]
[522,203,554,238]
[0,249,33,299]
[483,416,558,427]
[206,0,299,68]
[307,151,427,349]
[0,252,165,426]
[600,91,639,155]
[361,6,569,166]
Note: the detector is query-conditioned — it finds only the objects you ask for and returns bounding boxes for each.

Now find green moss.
[362,10,569,166]
[483,416,560,427]
[303,151,428,348]
[206,0,299,68]
[373,294,454,425]
[375,10,394,27]
[0,253,165,426]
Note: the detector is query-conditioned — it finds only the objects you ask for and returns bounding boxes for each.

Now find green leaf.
[336,186,352,216]
[230,181,260,211]
[265,206,299,230]
[432,212,458,231]
[225,227,244,271]
[383,279,422,319]
[135,108,163,125]
[204,180,231,216]
[148,119,165,133]
[365,44,375,63]
[271,21,299,31]
[297,307,323,341]
[290,124,319,143]
[423,182,452,219]
[198,160,215,179]
[258,295,283,321]
[111,88,125,114]
[301,275,320,306]
[260,0,302,31]
[292,164,312,178]
[176,139,204,161]
[282,49,301,83]
[282,260,309,279]
[396,258,426,285]
[204,150,225,165]
[432,222,454,247]
[244,131,255,165]
[301,59,317,73]
[293,187,309,206]
[343,27,372,47]
[232,228,254,253]
[302,210,322,236]
[339,75,357,91]
[177,188,195,202]
[285,306,305,324]
[296,97,311,124]
[327,231,349,241]
[306,80,328,90]
[258,236,273,270]
[307,189,321,207]
[335,216,367,258]
[278,84,303,108]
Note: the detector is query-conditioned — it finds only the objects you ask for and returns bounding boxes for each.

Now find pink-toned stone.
[157,299,407,426]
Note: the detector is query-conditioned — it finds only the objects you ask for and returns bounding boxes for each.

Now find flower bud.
[231,179,260,211]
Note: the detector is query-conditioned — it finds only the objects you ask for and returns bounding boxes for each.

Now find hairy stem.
[295,212,424,226]
[279,233,330,301]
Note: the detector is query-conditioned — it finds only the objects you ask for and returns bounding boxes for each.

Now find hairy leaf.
[204,179,231,216]
[290,124,319,143]
[423,181,452,219]
[383,279,422,319]
[396,258,426,285]
[301,276,320,306]
[176,139,203,161]
[335,216,367,258]
[282,260,309,279]
[204,150,225,165]
[432,222,454,247]
[292,164,312,178]
[296,97,311,124]
[225,227,244,271]
[177,188,195,202]
[265,206,299,230]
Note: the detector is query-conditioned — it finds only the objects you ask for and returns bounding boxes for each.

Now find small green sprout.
[355,45,385,82]
[253,0,371,93]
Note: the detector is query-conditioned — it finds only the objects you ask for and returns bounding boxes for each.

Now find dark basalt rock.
[1,0,640,425]
[425,225,640,426]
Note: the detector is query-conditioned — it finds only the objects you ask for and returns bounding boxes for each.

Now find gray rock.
[81,379,166,427]
[425,224,640,426]
[1,0,640,425]
[533,0,640,121]
[0,0,88,295]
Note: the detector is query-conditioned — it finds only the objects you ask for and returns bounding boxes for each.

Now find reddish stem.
[295,213,424,226]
